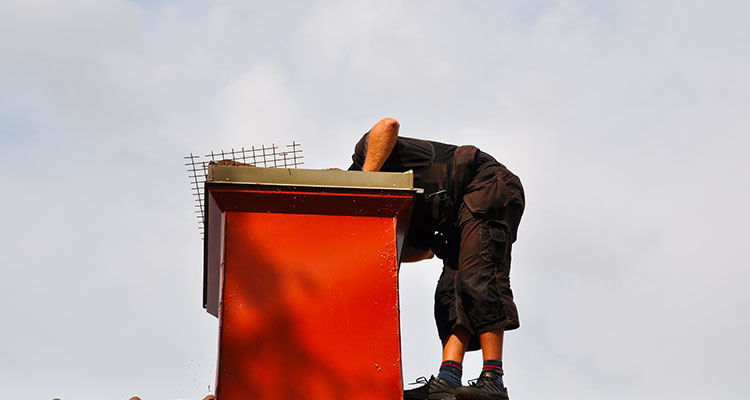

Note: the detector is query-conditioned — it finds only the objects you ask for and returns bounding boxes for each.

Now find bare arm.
[363,117,400,172]
[362,118,430,262]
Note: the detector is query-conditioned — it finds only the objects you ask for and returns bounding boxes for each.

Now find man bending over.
[349,118,525,400]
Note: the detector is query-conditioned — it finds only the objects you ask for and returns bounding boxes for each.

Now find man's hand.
[215,159,253,167]
[401,242,434,263]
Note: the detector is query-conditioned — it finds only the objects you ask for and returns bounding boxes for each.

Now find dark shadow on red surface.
[215,212,403,400]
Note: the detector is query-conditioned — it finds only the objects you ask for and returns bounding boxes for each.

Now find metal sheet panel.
[201,169,417,399]
[216,212,404,400]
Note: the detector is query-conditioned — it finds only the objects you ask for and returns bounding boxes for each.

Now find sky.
[1,0,749,399]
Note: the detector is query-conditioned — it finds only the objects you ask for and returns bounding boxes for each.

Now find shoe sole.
[455,392,508,400]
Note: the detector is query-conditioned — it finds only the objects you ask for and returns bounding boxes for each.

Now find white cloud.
[212,64,310,144]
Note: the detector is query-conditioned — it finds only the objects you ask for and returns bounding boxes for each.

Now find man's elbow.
[378,117,400,132]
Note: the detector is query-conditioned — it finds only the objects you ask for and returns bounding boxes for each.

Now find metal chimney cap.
[207,165,416,190]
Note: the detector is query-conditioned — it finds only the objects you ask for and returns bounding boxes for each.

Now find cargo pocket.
[463,170,509,217]
[480,220,508,263]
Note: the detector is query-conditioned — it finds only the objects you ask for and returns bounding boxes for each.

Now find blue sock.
[482,360,504,387]
[437,360,462,386]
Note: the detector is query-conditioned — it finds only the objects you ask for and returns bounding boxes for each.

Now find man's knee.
[457,268,505,328]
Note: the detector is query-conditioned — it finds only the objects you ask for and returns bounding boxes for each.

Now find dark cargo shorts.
[433,165,525,351]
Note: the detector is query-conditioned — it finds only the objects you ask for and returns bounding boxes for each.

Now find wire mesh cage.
[185,142,304,237]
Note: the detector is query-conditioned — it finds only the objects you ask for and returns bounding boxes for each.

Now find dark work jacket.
[348,132,496,254]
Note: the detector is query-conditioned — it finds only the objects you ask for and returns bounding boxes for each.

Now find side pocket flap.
[463,190,488,214]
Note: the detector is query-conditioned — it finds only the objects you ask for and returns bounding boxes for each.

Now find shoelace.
[408,376,430,386]
[467,375,493,387]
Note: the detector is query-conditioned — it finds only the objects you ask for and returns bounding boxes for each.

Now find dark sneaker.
[404,376,459,400]
[454,371,509,400]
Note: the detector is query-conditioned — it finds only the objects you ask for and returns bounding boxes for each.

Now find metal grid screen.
[185,142,304,237]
